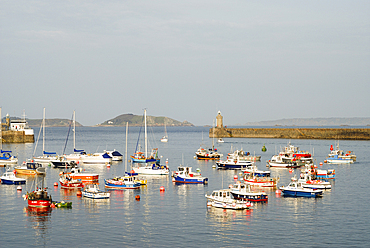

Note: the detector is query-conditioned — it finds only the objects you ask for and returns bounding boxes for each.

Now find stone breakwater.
[210,128,370,140]
[1,130,34,143]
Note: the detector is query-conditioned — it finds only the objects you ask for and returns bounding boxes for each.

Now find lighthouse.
[216,111,223,128]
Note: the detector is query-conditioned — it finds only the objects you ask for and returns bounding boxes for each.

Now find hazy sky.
[1,1,369,126]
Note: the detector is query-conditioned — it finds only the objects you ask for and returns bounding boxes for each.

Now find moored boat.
[82,183,110,199]
[242,165,270,177]
[60,167,99,183]
[279,179,323,197]
[132,163,170,175]
[205,189,253,210]
[59,174,84,189]
[0,150,18,165]
[297,174,332,189]
[230,183,268,202]
[216,156,253,170]
[104,175,141,189]
[15,161,46,175]
[0,170,26,185]
[172,165,208,184]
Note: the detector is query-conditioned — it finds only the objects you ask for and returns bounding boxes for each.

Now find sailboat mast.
[144,109,147,158]
[0,107,2,151]
[73,110,76,150]
[212,120,215,150]
[125,122,128,173]
[42,107,45,153]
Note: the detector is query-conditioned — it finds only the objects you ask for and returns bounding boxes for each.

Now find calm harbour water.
[1,126,370,247]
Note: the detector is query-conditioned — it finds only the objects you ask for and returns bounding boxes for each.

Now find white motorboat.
[205,189,253,210]
[82,184,110,199]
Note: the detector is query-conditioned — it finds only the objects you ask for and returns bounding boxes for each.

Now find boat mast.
[0,107,2,151]
[73,110,76,150]
[125,122,128,173]
[212,119,215,150]
[42,107,45,154]
[144,109,147,158]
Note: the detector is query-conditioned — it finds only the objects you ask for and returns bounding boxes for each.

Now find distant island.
[3,113,193,127]
[97,113,193,127]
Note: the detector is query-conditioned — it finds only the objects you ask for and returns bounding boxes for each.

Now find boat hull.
[28,199,52,208]
[104,179,140,189]
[82,191,110,199]
[172,175,208,184]
[231,193,268,202]
[216,162,252,170]
[280,189,323,197]
[0,178,26,185]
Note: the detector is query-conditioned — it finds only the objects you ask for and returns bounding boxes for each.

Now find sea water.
[0,126,369,247]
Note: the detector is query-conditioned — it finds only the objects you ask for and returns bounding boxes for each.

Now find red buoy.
[135,195,140,201]
[77,191,82,197]
[234,175,238,180]
[160,186,165,192]
[54,182,58,187]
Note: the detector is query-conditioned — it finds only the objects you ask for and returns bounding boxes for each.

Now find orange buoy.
[319,162,323,166]
[159,186,165,192]
[77,191,82,197]
[275,189,282,195]
[130,170,135,174]
[54,182,58,187]
[135,195,140,201]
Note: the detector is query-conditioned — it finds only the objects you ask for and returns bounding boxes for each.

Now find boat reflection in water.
[24,206,52,246]
[206,207,253,223]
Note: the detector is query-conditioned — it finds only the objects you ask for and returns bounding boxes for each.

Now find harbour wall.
[1,130,34,143]
[210,127,370,140]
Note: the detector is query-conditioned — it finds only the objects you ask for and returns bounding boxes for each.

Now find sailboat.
[0,108,18,165]
[63,111,112,164]
[105,122,142,189]
[160,120,168,142]
[33,108,59,163]
[64,111,88,161]
[130,109,160,164]
[131,110,169,175]
[195,120,222,160]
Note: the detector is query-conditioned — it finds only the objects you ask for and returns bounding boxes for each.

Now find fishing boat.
[328,143,356,162]
[325,154,353,164]
[104,175,141,189]
[172,165,208,184]
[0,170,26,185]
[205,189,253,210]
[216,156,253,170]
[227,149,261,162]
[59,174,84,189]
[243,173,279,188]
[82,183,110,199]
[131,109,161,164]
[267,154,300,168]
[297,174,331,189]
[33,108,60,163]
[279,179,323,197]
[60,167,99,183]
[14,161,46,175]
[23,177,52,208]
[230,183,268,202]
[242,165,270,177]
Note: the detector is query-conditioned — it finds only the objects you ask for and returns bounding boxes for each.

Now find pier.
[209,127,370,140]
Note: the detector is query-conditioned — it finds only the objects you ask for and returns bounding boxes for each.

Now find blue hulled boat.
[0,171,26,185]
[279,180,323,198]
[104,175,141,189]
[172,166,208,184]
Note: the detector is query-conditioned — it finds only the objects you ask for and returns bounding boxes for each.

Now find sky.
[1,1,369,126]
